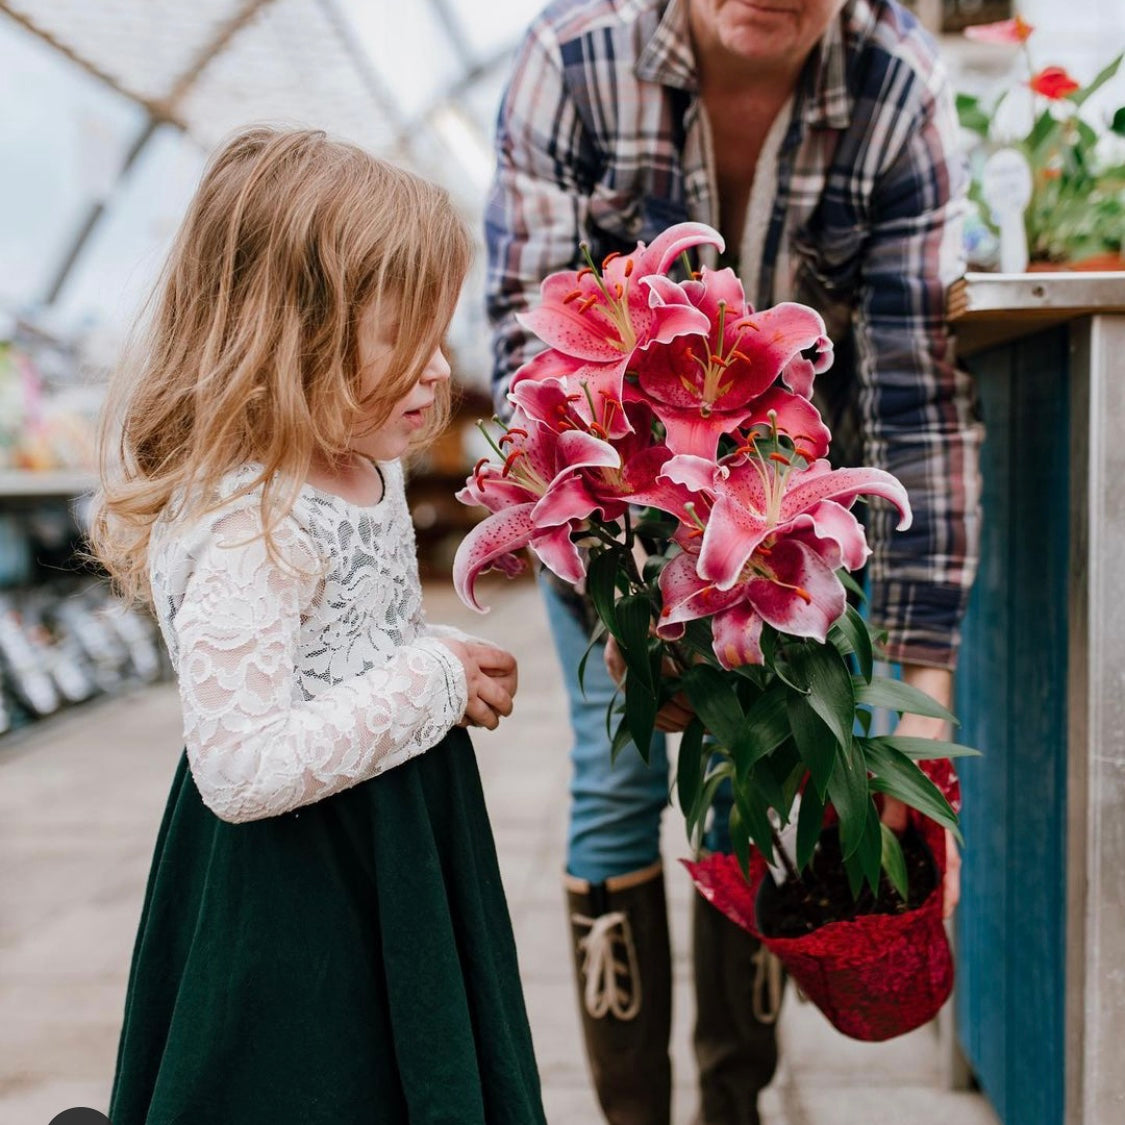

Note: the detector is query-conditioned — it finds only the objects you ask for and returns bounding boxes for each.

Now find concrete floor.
[0,577,1000,1125]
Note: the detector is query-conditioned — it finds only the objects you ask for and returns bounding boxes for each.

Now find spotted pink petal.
[652,402,757,460]
[631,221,726,277]
[518,273,632,362]
[780,466,912,530]
[456,471,534,515]
[530,523,587,585]
[736,303,832,399]
[454,503,537,612]
[740,386,831,461]
[746,539,845,642]
[697,492,772,589]
[507,375,573,429]
[509,347,585,392]
[656,551,743,636]
[681,266,750,327]
[659,454,720,494]
[788,501,870,572]
[532,473,613,529]
[710,604,766,669]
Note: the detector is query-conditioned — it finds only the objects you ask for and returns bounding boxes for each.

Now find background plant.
[957,17,1125,265]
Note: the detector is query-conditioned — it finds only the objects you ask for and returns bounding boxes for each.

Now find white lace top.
[149,460,470,824]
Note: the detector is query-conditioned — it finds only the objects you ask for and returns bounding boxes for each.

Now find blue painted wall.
[955,326,1069,1125]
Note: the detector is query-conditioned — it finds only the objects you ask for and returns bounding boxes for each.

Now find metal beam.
[0,0,184,126]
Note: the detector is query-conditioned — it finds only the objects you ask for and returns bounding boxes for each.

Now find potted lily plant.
[957,16,1125,269]
[454,222,975,1041]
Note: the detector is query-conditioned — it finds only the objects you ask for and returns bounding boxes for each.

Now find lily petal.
[747,539,845,642]
[697,493,772,589]
[530,523,587,585]
[656,551,743,635]
[710,604,766,668]
[780,465,912,530]
[453,503,536,612]
[634,221,726,276]
[789,501,871,572]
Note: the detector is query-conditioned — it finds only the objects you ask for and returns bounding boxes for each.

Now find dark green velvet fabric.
[109,729,545,1124]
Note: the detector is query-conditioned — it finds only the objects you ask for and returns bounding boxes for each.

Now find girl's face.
[348,305,451,463]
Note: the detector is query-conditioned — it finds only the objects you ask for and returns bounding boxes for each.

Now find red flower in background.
[964,16,1034,45]
[1029,66,1081,100]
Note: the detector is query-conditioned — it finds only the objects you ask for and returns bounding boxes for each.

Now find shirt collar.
[635,0,857,129]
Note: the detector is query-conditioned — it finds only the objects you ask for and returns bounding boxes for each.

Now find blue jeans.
[541,576,733,883]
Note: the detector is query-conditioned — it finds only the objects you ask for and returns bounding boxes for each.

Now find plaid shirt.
[485,0,982,669]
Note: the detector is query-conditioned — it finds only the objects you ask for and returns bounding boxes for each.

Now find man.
[485,2,981,1122]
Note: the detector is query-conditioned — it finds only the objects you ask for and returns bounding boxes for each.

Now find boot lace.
[751,944,784,1024]
[570,909,642,1021]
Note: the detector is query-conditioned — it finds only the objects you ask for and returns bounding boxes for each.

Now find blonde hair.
[89,126,472,603]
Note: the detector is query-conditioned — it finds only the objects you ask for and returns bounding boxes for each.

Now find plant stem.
[771,827,802,886]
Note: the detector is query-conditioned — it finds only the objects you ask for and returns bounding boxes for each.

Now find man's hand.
[604,635,695,732]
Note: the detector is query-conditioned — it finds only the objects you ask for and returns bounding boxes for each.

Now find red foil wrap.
[683,759,959,1042]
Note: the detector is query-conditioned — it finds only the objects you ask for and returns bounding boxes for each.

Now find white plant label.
[982,148,1033,274]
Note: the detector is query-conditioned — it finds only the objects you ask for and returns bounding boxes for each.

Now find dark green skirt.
[110,729,546,1124]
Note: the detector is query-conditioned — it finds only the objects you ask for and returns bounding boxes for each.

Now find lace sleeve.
[170,504,468,823]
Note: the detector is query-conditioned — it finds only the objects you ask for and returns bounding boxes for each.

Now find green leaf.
[616,594,655,693]
[842,842,865,900]
[788,696,838,801]
[680,665,751,758]
[576,623,607,697]
[727,803,752,880]
[746,755,788,817]
[796,786,826,871]
[863,740,961,841]
[956,92,991,136]
[1026,108,1061,157]
[838,568,866,601]
[867,735,980,761]
[1071,52,1123,107]
[880,823,909,900]
[858,801,885,893]
[789,643,856,748]
[1113,106,1125,137]
[676,718,706,819]
[759,625,808,693]
[610,709,634,764]
[586,548,623,641]
[624,676,658,765]
[831,603,875,683]
[687,763,733,846]
[855,676,959,725]
[734,784,776,863]
[827,736,869,860]
[738,684,791,765]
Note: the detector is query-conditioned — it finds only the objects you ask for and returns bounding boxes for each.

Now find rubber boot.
[692,893,784,1125]
[565,861,673,1125]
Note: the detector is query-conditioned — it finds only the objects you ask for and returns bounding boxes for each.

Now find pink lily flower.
[505,387,700,539]
[453,412,619,611]
[655,447,912,666]
[514,223,724,409]
[632,269,833,458]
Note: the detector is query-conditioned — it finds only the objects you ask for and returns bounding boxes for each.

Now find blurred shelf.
[0,470,98,498]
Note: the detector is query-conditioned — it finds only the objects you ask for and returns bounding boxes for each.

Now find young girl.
[90,127,546,1124]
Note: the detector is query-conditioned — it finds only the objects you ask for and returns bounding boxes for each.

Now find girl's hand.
[438,639,517,730]
[604,635,695,733]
